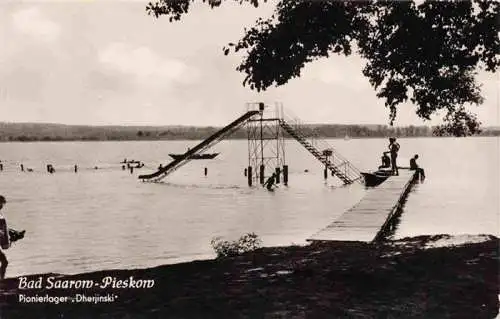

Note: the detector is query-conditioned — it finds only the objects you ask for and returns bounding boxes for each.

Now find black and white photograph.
[0,0,498,318]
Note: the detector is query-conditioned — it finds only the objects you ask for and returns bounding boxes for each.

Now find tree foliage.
[146,0,499,136]
[432,106,482,137]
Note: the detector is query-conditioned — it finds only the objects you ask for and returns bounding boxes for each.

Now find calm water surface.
[0,137,498,276]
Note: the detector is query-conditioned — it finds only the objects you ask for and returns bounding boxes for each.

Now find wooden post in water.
[247,166,252,186]
[204,167,208,176]
[323,149,332,180]
[259,165,265,185]
[244,168,247,177]
[283,165,288,186]
[275,167,281,184]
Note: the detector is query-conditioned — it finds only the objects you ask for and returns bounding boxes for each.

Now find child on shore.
[0,195,10,279]
[0,195,25,280]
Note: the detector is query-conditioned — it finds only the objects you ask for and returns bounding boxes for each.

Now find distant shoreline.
[1,122,498,142]
[0,134,498,143]
[0,135,496,143]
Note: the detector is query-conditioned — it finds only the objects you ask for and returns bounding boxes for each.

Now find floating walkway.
[308,170,418,243]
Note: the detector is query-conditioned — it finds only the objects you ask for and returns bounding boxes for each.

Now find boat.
[169,153,219,160]
[120,159,141,164]
[361,169,393,187]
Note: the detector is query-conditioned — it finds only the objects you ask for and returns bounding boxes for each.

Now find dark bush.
[210,233,262,258]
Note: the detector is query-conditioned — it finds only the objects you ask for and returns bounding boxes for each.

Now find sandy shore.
[0,234,498,318]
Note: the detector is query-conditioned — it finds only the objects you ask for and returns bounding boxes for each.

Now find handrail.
[279,116,362,184]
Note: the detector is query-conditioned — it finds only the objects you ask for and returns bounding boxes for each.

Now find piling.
[74,165,78,173]
[47,164,55,174]
[204,167,208,176]
[50,166,55,174]
[259,165,265,185]
[283,165,288,186]
[244,168,247,177]
[20,164,24,172]
[324,168,328,180]
[247,166,253,186]
[0,163,3,171]
[275,167,281,184]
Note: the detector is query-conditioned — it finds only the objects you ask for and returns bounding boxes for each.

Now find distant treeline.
[0,122,498,142]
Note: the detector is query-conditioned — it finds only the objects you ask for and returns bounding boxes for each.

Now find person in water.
[388,137,400,175]
[264,173,276,191]
[410,154,426,180]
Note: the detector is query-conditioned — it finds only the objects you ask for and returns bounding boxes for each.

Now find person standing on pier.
[388,138,400,176]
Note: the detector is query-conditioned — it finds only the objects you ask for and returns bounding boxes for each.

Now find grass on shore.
[0,235,498,318]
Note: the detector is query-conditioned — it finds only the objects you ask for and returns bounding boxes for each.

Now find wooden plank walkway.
[307,170,418,243]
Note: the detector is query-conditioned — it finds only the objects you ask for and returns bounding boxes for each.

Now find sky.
[0,0,498,127]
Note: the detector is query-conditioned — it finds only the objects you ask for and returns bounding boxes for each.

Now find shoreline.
[1,234,498,318]
[0,135,498,144]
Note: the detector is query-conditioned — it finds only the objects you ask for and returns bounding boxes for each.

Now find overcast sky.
[1,0,498,127]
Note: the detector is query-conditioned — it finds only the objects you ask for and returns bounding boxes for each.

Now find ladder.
[279,119,362,184]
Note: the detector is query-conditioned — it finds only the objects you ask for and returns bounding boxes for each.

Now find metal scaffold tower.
[246,102,287,186]
[245,102,362,187]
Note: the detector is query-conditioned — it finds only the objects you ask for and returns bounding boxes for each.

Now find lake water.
[0,137,498,277]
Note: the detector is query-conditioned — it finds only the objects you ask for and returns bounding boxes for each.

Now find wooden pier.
[307,170,418,243]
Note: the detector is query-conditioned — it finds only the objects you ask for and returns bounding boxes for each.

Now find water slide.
[138,110,260,182]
